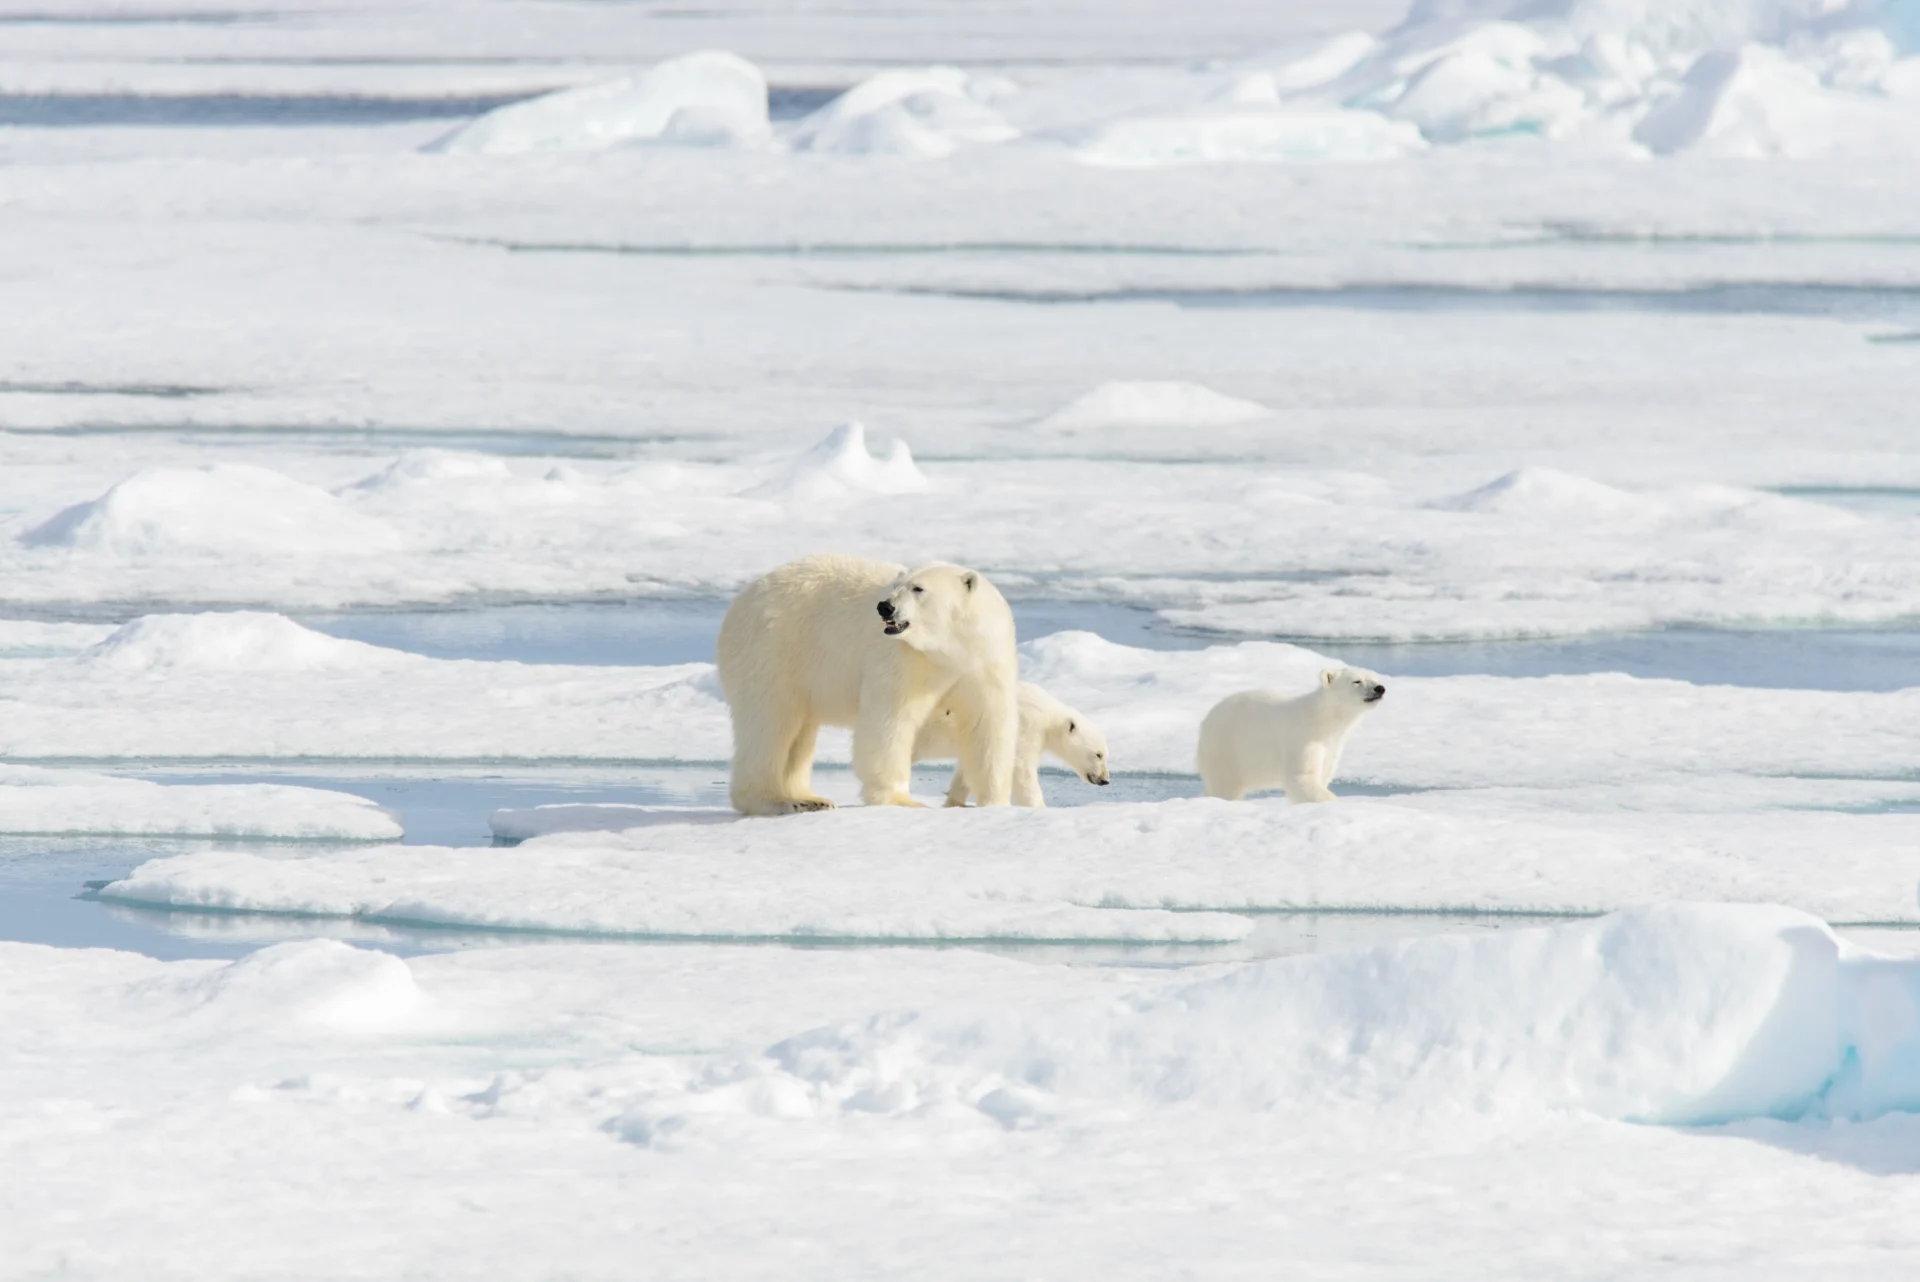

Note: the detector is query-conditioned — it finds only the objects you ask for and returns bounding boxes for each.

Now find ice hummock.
[428,51,771,155]
[747,422,929,503]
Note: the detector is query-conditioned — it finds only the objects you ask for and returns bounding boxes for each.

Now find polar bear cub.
[914,681,1109,807]
[715,553,1019,815]
[1196,667,1386,803]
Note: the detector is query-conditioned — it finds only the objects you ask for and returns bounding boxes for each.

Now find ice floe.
[98,797,1920,927]
[789,67,1019,157]
[0,764,399,840]
[1033,380,1273,432]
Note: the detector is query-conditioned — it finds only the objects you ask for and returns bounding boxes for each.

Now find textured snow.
[10,908,1920,1275]
[1034,380,1273,431]
[0,765,401,840]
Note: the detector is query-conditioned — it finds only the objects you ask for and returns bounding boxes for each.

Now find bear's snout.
[876,600,895,621]
[1365,683,1386,703]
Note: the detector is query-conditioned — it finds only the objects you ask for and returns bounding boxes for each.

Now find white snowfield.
[9,906,1920,1275]
[99,797,1920,930]
[0,765,401,841]
[7,615,1916,799]
[5,439,1919,638]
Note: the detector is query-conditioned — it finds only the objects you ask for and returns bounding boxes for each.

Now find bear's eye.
[912,585,924,595]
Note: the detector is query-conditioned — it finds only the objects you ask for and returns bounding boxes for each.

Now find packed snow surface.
[0,765,401,840]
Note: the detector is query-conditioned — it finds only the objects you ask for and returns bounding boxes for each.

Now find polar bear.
[914,681,1109,807]
[1196,667,1386,802]
[715,553,1019,815]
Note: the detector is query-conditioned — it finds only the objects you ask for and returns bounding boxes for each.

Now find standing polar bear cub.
[716,554,1019,815]
[1197,667,1386,803]
[914,682,1109,807]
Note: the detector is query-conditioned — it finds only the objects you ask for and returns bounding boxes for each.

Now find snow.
[96,799,1920,929]
[0,764,402,840]
[428,52,771,154]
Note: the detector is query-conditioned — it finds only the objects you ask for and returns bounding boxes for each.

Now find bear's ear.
[963,572,977,593]
[1321,669,1337,687]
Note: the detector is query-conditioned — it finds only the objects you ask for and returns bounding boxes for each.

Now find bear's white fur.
[1196,667,1386,802]
[913,681,1109,807]
[715,553,1018,815]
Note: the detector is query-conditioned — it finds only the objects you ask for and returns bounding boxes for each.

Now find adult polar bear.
[716,554,1019,815]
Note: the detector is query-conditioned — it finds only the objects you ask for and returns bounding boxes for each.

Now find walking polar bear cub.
[915,682,1109,807]
[716,554,1019,815]
[1197,667,1386,803]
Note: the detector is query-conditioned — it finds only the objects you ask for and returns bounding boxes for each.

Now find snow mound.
[20,464,400,556]
[84,612,414,674]
[642,905,1920,1135]
[1433,467,1652,519]
[430,51,770,155]
[747,423,929,503]
[1073,106,1426,165]
[1036,382,1273,432]
[0,765,401,840]
[1633,43,1920,156]
[168,939,423,1033]
[490,804,737,843]
[791,68,1018,157]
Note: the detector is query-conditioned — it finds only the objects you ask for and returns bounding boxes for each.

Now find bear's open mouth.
[882,620,910,636]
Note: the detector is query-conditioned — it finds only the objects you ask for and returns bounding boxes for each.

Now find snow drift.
[621,905,1920,1137]
[746,422,928,503]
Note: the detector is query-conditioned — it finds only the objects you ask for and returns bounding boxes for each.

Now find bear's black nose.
[876,600,895,621]
[1374,684,1386,696]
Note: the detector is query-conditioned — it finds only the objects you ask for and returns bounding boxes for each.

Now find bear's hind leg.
[729,698,832,816]
[943,764,972,807]
[780,719,834,812]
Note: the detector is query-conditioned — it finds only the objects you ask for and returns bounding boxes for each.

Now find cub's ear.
[1321,669,1338,687]
[963,572,977,592]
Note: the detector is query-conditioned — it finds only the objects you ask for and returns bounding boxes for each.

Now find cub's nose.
[1374,684,1387,696]
[876,600,896,621]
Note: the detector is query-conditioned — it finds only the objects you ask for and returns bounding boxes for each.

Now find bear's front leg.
[853,675,941,807]
[943,764,973,807]
[956,676,1020,807]
[1282,744,1337,803]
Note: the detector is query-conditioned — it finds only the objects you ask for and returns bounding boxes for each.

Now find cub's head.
[1321,666,1387,707]
[1056,711,1110,786]
[875,562,1003,656]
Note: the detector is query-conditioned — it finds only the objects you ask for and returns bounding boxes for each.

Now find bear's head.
[875,562,1011,665]
[1054,712,1110,786]
[1321,666,1387,706]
